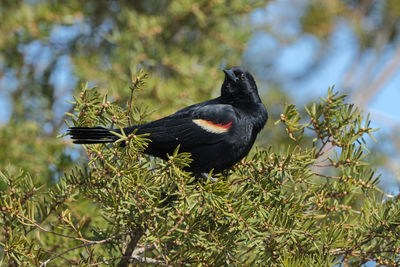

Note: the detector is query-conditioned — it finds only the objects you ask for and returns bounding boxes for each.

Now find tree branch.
[117,228,144,266]
[16,212,89,243]
[40,232,131,266]
[90,255,168,266]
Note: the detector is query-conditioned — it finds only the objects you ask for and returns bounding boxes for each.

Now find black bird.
[68,66,268,178]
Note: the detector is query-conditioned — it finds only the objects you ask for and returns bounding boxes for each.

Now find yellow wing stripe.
[192,119,232,133]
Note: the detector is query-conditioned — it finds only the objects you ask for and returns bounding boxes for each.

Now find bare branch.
[117,228,144,266]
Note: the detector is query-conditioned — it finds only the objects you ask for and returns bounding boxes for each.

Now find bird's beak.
[223,69,237,83]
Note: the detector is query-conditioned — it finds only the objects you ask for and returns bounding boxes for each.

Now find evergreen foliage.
[1,78,399,265]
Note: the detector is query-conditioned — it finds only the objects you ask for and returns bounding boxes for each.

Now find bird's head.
[221,66,261,105]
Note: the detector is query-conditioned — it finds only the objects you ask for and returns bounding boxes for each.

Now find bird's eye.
[239,73,246,81]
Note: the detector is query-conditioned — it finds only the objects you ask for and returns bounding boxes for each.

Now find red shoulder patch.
[192,119,233,133]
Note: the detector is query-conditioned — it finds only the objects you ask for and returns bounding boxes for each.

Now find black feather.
[68,127,117,143]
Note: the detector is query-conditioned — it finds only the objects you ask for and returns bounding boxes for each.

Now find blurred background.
[0,0,399,194]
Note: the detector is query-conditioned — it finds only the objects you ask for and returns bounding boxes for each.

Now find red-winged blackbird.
[68,66,268,177]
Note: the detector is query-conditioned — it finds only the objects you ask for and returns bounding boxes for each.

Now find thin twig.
[313,173,341,180]
[127,82,135,126]
[25,181,84,236]
[90,255,168,266]
[330,248,399,256]
[315,137,331,159]
[40,232,131,266]
[312,163,333,168]
[330,234,377,257]
[16,213,89,243]
[230,177,251,186]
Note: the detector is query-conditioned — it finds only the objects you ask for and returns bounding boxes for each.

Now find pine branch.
[40,231,132,266]
[90,255,168,266]
[16,212,89,243]
[117,228,144,266]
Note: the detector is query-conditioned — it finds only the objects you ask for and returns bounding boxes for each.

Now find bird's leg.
[200,172,217,183]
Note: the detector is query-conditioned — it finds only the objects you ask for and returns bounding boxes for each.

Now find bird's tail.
[68,127,118,144]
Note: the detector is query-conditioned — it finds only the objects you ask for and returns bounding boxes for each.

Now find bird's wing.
[127,104,236,150]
